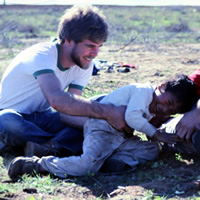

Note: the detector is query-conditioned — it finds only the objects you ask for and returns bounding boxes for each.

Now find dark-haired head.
[162,74,198,113]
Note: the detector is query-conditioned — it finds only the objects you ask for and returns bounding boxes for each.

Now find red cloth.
[189,69,200,96]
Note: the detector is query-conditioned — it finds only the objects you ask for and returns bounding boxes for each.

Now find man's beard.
[70,46,90,69]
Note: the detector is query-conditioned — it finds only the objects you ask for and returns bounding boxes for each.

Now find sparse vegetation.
[0,4,200,200]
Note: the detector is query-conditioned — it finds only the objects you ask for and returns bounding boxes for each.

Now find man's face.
[70,39,103,69]
[149,88,182,117]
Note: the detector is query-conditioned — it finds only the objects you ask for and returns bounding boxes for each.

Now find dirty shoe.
[8,156,41,182]
[25,141,60,157]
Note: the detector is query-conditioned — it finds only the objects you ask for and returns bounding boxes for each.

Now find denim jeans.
[0,109,83,154]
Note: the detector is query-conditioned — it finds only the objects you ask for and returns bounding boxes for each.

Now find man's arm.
[176,99,200,141]
[60,87,88,129]
[67,87,82,96]
[37,73,131,133]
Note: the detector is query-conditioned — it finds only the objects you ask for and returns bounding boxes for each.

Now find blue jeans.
[0,109,83,154]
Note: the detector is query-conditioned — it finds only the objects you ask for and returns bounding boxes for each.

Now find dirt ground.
[1,41,200,200]
[92,43,200,86]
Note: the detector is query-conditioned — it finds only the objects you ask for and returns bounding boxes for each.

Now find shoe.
[25,141,60,157]
[8,156,40,182]
[117,66,130,73]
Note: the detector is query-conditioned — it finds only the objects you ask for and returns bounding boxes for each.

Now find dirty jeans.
[0,109,83,154]
[38,119,159,178]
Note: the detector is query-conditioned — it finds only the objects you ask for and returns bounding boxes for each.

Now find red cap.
[189,69,200,96]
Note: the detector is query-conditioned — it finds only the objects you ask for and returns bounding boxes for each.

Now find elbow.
[49,93,73,114]
[51,102,59,111]
[49,98,62,112]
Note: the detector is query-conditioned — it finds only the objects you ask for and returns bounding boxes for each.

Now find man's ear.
[65,38,73,46]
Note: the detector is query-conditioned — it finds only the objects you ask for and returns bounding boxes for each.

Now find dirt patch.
[87,43,200,95]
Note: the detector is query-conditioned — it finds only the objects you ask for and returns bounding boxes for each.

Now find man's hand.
[176,109,200,141]
[153,130,180,144]
[107,105,133,135]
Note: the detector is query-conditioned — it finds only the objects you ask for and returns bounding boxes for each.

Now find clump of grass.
[165,22,190,32]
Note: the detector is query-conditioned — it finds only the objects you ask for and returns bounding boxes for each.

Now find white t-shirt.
[0,42,93,114]
[100,83,157,137]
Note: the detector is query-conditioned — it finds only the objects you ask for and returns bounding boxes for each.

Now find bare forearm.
[52,92,112,120]
[52,92,131,133]
[37,73,130,133]
[38,74,112,121]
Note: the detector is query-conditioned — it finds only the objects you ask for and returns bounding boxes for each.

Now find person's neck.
[59,43,74,69]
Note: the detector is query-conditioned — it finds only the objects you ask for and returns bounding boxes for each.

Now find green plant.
[175,153,183,161]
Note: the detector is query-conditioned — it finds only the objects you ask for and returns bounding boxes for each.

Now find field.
[0,4,200,200]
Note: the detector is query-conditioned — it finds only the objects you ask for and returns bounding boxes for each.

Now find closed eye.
[86,44,95,49]
[86,44,103,49]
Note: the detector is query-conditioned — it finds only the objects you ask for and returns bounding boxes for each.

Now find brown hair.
[58,5,109,44]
